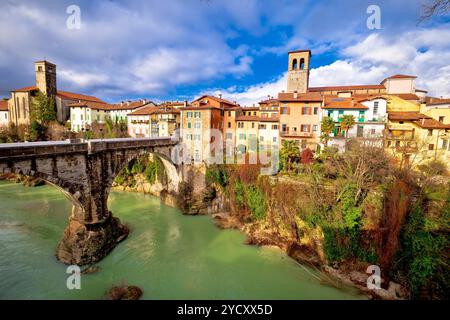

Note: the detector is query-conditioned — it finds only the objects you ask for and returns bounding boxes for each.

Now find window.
[260,136,264,142]
[252,122,255,129]
[194,112,201,118]
[399,121,404,124]
[194,123,201,129]
[253,112,257,116]
[301,125,309,132]
[228,122,231,128]
[226,133,233,140]
[292,58,298,70]
[273,137,277,143]
[371,128,376,135]
[38,66,43,72]
[428,129,433,136]
[428,144,434,150]
[312,125,318,132]
[441,139,448,149]
[228,111,231,117]
[293,127,297,132]
[188,122,191,129]
[439,116,444,123]
[300,58,305,70]
[187,112,193,118]
[259,124,266,129]
[16,97,20,118]
[239,133,246,140]
[281,107,289,115]
[373,101,379,115]
[301,139,307,149]
[282,124,287,132]
[272,125,278,130]
[81,114,83,121]
[302,107,309,115]
[194,134,201,141]
[313,107,318,115]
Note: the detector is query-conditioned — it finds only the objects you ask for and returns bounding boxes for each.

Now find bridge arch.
[0,138,179,265]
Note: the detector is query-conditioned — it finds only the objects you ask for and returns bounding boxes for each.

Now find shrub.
[245,185,267,220]
[418,160,448,176]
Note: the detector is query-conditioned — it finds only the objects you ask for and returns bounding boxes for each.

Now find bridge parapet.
[0,141,87,160]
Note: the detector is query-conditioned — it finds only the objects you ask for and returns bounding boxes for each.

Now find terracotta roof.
[288,49,311,55]
[154,108,180,115]
[68,101,111,110]
[427,98,450,106]
[278,92,323,102]
[308,84,385,92]
[413,118,450,129]
[180,105,222,111]
[191,95,239,106]
[388,112,431,121]
[11,86,38,92]
[259,116,279,122]
[159,101,186,108]
[259,98,278,104]
[322,97,368,110]
[109,101,152,110]
[393,94,420,101]
[384,74,417,80]
[57,90,104,103]
[0,100,8,111]
[128,105,159,116]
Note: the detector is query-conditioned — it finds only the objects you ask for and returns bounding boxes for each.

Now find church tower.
[35,60,57,96]
[287,50,311,93]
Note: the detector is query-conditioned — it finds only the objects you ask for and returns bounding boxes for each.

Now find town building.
[7,60,105,126]
[0,100,9,127]
[127,104,180,138]
[180,95,239,163]
[321,95,387,151]
[69,100,154,132]
[278,91,323,150]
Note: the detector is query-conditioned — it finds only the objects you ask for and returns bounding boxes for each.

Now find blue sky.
[0,0,449,105]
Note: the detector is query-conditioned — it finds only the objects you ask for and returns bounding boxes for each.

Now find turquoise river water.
[0,181,365,299]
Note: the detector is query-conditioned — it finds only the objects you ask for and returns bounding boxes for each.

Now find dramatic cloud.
[216,26,450,105]
[0,0,449,104]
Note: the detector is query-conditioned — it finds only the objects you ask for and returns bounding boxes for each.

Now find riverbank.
[0,180,364,299]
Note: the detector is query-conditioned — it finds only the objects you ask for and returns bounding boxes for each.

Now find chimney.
[218,93,222,99]
[294,92,298,99]
[184,100,188,107]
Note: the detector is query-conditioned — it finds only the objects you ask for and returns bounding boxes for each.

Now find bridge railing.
[0,137,179,159]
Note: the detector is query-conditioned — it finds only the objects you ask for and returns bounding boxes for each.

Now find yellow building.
[420,98,450,124]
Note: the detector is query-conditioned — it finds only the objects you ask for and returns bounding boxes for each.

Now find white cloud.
[215,26,450,105]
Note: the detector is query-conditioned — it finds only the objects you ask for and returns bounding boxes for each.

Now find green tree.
[30,91,56,125]
[280,139,300,171]
[320,116,335,147]
[340,114,355,138]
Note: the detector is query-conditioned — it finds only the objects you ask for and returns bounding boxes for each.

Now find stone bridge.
[0,137,180,265]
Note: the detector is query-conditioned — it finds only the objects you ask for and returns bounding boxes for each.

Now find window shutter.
[287,107,290,115]
[309,107,312,115]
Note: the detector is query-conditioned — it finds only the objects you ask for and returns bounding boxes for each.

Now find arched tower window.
[300,58,305,70]
[292,59,298,70]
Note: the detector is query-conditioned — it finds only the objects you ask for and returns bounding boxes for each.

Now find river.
[0,181,364,299]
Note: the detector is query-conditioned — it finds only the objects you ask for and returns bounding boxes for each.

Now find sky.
[0,0,449,105]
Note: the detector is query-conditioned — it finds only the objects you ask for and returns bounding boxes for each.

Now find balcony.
[280,130,313,138]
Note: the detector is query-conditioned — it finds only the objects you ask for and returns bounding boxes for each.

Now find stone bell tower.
[35,60,57,96]
[287,50,311,93]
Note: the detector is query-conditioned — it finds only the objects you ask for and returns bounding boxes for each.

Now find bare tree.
[419,0,450,22]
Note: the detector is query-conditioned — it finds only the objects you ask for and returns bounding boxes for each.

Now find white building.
[127,104,180,138]
[69,100,153,132]
[321,95,387,151]
[0,100,9,127]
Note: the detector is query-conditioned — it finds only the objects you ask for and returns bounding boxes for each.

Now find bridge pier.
[56,212,129,265]
[0,138,178,266]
